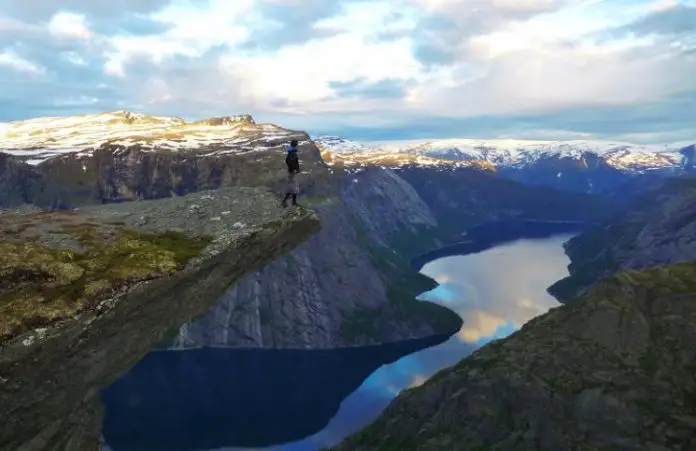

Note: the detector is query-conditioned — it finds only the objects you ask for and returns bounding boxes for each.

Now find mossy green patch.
[0,227,213,343]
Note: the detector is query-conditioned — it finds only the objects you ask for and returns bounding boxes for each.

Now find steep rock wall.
[173,167,457,348]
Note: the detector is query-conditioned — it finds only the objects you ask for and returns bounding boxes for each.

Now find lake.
[102,228,579,451]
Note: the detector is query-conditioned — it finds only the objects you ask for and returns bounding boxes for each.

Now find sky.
[0,0,694,142]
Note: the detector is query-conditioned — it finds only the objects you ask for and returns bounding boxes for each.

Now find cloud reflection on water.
[419,234,575,344]
[217,234,576,451]
[158,234,575,451]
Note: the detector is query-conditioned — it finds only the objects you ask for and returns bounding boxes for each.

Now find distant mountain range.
[1,111,694,198]
[313,135,694,172]
[313,135,696,195]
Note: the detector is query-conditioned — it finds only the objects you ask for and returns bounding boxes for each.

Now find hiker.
[282,139,300,207]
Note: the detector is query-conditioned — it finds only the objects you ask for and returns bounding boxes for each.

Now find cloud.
[47,12,93,39]
[407,0,567,66]
[622,3,696,36]
[0,49,45,75]
[0,0,694,142]
[237,0,351,51]
[329,78,412,99]
[0,0,173,21]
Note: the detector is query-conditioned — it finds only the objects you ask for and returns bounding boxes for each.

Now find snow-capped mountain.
[313,136,493,171]
[0,110,304,165]
[313,136,693,173]
[2,111,693,200]
[313,135,696,196]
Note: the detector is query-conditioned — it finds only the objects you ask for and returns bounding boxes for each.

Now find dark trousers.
[282,169,298,207]
[286,153,299,173]
[282,192,297,206]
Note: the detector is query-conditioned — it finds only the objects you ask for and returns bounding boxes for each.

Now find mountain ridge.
[0,111,301,164]
[314,135,694,172]
[549,175,696,302]
[3,111,693,175]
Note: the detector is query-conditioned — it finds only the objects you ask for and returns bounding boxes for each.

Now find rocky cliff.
[173,164,617,349]
[331,262,696,451]
[1,111,622,351]
[1,114,466,349]
[549,176,696,302]
[1,138,329,210]
[0,188,320,451]
[170,167,456,348]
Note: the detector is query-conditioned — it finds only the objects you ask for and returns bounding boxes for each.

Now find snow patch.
[314,135,694,173]
[0,111,304,165]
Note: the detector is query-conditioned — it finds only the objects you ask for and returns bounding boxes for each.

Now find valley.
[1,111,695,451]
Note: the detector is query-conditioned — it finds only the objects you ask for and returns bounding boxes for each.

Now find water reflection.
[101,335,449,451]
[418,235,575,345]
[103,233,574,451]
[251,234,574,450]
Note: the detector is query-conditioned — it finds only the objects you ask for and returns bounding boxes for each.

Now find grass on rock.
[0,220,212,343]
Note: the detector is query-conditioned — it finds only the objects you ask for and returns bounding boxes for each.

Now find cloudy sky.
[0,0,694,142]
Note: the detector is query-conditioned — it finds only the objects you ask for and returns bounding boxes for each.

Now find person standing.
[281,139,300,207]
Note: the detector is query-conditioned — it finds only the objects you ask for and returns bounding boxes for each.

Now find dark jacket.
[286,145,300,173]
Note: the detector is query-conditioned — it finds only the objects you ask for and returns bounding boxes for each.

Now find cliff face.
[0,188,321,451]
[173,165,617,349]
[549,176,696,302]
[172,168,456,348]
[496,152,630,194]
[0,153,43,207]
[332,262,696,451]
[1,130,621,351]
[14,139,328,209]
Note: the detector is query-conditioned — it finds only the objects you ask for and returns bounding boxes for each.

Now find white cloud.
[219,33,419,110]
[0,0,694,141]
[62,51,88,65]
[102,1,254,77]
[48,12,92,39]
[53,95,99,106]
[648,0,679,12]
[0,49,45,75]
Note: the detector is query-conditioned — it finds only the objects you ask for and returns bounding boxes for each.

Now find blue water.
[217,234,576,451]
[103,233,575,451]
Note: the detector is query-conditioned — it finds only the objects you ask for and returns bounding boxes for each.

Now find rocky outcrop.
[26,139,327,209]
[171,168,458,348]
[332,262,696,451]
[0,188,321,451]
[173,165,618,349]
[549,176,696,302]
